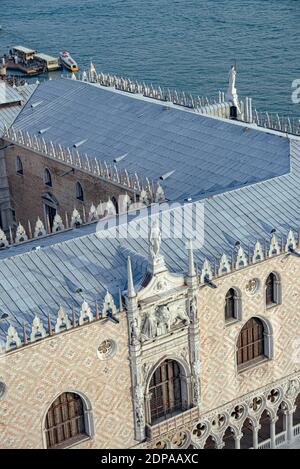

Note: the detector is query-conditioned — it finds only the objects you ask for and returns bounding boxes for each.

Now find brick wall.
[4,144,133,229]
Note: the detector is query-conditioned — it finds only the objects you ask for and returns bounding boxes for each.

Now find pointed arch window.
[225,288,242,323]
[44,168,52,187]
[237,317,273,371]
[16,156,23,175]
[44,392,93,448]
[149,360,186,425]
[76,182,84,202]
[266,272,281,308]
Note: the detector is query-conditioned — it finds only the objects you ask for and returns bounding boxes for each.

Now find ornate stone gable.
[125,225,201,443]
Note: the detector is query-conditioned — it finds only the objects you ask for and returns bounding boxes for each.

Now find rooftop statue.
[149,219,161,260]
[226,65,241,113]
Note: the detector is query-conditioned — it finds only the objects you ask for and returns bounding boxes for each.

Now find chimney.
[0,58,7,81]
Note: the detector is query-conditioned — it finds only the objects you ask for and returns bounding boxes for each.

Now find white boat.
[59,51,78,72]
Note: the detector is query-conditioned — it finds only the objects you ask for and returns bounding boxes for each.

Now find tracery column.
[252,425,260,449]
[234,432,242,449]
[270,418,277,449]
[286,409,295,443]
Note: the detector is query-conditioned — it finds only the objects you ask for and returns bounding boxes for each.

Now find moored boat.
[59,51,79,72]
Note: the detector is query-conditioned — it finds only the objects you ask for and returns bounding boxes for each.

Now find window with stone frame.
[16,156,23,175]
[76,181,84,202]
[265,272,280,307]
[45,392,88,448]
[237,318,266,370]
[44,168,52,187]
[225,288,241,322]
[149,360,183,424]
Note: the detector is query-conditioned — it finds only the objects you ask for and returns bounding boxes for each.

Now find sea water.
[1,0,300,117]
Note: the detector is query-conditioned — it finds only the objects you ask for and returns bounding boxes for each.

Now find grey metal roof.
[0,138,299,345]
[0,82,22,106]
[0,84,37,137]
[12,78,291,203]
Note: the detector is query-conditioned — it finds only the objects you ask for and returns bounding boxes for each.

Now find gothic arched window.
[16,156,23,175]
[225,288,241,322]
[44,168,52,187]
[149,360,184,424]
[266,272,281,307]
[76,182,84,202]
[237,318,270,370]
[45,392,88,448]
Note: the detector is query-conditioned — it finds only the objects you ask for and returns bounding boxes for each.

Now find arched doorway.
[240,418,254,449]
[258,410,271,444]
[44,392,91,449]
[204,435,217,449]
[42,192,58,231]
[222,426,236,449]
[148,359,187,425]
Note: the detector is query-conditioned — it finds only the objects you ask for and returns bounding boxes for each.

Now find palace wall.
[3,144,132,229]
[197,252,300,413]
[0,315,135,449]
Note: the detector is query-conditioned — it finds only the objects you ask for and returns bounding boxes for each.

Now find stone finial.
[139,189,148,206]
[200,259,212,283]
[236,245,248,270]
[54,306,72,333]
[285,228,296,252]
[34,217,46,238]
[218,253,230,276]
[252,241,264,263]
[155,183,165,203]
[269,233,280,257]
[88,203,98,222]
[97,201,104,218]
[89,61,97,81]
[102,291,117,317]
[71,72,77,80]
[119,194,131,213]
[79,300,93,325]
[0,228,8,249]
[15,222,28,243]
[30,315,47,342]
[52,214,64,232]
[104,198,116,217]
[82,70,88,81]
[71,208,82,227]
[6,325,22,351]
[187,239,196,277]
[127,256,136,299]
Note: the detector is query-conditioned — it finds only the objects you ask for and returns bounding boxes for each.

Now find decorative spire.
[188,239,196,277]
[127,256,136,298]
[0,228,8,249]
